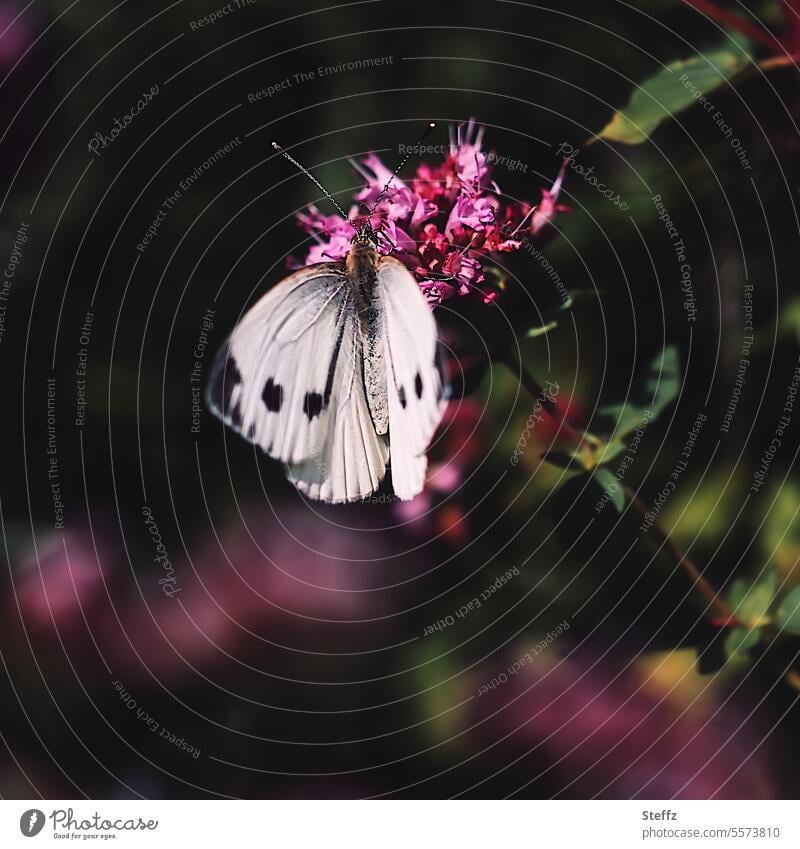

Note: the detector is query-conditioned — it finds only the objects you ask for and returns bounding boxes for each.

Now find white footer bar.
[1,800,796,848]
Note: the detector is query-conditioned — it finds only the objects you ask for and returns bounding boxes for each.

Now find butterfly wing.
[206,263,390,503]
[379,256,449,500]
[284,293,391,503]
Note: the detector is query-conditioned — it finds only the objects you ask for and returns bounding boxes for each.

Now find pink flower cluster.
[293,120,569,305]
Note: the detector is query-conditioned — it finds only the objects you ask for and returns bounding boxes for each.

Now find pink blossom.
[529,158,570,237]
[444,191,495,239]
[472,651,777,798]
[95,508,431,683]
[449,118,491,184]
[0,4,34,67]
[294,205,356,264]
[14,531,108,633]
[293,121,569,305]
[350,153,411,209]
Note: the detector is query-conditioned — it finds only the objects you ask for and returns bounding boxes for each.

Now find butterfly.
[206,127,450,503]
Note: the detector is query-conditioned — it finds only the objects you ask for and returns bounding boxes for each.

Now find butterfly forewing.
[206,264,341,458]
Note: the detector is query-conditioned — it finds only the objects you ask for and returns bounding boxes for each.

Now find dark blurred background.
[0,0,798,798]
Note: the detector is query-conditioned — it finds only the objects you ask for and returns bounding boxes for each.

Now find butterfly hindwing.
[285,294,390,502]
[378,256,449,500]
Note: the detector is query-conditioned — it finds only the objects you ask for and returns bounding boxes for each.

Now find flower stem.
[623,485,734,623]
[503,355,597,450]
[759,54,800,71]
[507,355,733,622]
[509,357,800,691]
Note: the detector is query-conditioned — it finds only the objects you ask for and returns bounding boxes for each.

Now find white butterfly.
[206,136,449,504]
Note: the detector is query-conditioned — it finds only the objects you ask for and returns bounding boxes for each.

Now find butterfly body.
[347,240,390,436]
[207,228,449,503]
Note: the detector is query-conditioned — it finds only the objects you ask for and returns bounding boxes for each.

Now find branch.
[509,356,800,691]
[623,485,734,622]
[505,353,734,622]
[503,354,597,450]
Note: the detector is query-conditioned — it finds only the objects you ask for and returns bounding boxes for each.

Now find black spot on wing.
[414,371,423,399]
[262,378,283,412]
[398,386,407,409]
[303,391,323,420]
[435,343,451,401]
[207,345,243,420]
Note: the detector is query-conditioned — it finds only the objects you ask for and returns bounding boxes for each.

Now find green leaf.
[541,450,584,470]
[595,467,625,512]
[776,587,800,635]
[762,481,800,571]
[597,403,648,441]
[597,346,679,444]
[557,290,599,311]
[727,571,778,626]
[645,345,680,419]
[595,33,752,145]
[779,297,800,343]
[410,638,470,745]
[727,578,749,609]
[724,626,762,661]
[594,439,628,465]
[526,321,558,339]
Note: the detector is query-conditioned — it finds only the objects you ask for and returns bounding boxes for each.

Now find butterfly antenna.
[508,204,538,238]
[271,141,352,222]
[368,122,437,216]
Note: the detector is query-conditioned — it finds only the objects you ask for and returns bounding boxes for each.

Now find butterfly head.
[346,222,380,275]
[351,221,379,250]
